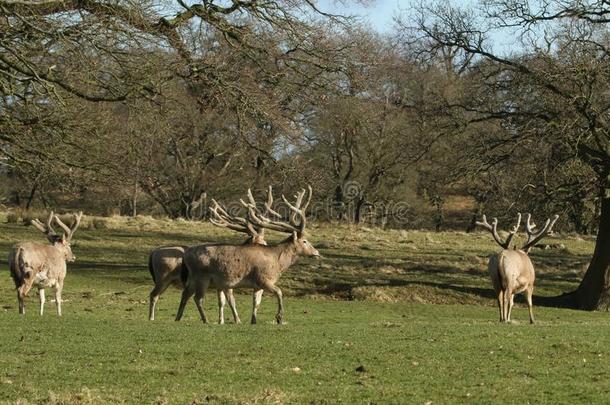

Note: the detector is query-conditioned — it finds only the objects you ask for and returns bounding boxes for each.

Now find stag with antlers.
[8,211,83,316]
[476,213,559,323]
[148,188,275,322]
[177,186,320,325]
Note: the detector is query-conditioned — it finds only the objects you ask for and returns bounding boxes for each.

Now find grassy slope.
[0,215,607,404]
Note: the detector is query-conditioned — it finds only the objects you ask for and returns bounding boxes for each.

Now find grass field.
[0,215,608,404]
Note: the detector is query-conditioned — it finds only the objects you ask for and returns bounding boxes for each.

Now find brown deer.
[8,211,83,316]
[476,213,559,324]
[148,188,276,322]
[177,186,320,324]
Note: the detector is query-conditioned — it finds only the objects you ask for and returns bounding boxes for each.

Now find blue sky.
[318,0,403,32]
[317,0,515,52]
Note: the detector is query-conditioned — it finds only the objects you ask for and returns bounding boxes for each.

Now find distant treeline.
[1,1,607,237]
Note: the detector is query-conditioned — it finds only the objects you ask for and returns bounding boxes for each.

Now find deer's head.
[54,213,82,262]
[32,211,83,262]
[290,231,320,258]
[56,233,76,262]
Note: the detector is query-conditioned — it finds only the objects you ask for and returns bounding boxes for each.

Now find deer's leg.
[502,289,511,323]
[526,286,535,324]
[149,282,170,321]
[497,289,504,323]
[54,281,63,316]
[264,284,284,324]
[507,292,515,323]
[251,289,263,324]
[193,279,209,324]
[17,288,26,315]
[226,289,241,324]
[217,289,226,325]
[39,288,45,316]
[175,287,194,321]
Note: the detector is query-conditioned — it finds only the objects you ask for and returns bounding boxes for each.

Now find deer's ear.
[60,234,67,244]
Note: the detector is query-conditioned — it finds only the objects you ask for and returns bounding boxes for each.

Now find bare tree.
[403,0,610,309]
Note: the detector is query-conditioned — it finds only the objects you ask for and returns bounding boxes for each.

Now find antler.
[31,211,58,242]
[209,187,284,243]
[476,213,522,250]
[209,199,260,240]
[54,211,83,242]
[282,185,312,236]
[240,186,282,219]
[248,185,313,237]
[522,214,559,253]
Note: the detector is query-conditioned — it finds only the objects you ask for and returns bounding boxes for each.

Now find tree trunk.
[354,197,366,224]
[25,183,37,210]
[571,193,610,310]
[131,180,138,217]
[466,200,481,233]
[334,185,347,221]
[432,195,444,232]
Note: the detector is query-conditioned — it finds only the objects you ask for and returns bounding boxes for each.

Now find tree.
[402,0,610,309]
[0,1,357,214]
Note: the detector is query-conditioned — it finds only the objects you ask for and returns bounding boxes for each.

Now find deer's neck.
[273,240,298,272]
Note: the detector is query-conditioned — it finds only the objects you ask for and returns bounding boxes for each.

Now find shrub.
[90,218,109,230]
[6,212,20,224]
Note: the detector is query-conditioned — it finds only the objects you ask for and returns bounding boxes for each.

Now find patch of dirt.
[377,266,405,275]
[350,285,491,306]
[41,387,116,404]
[251,388,289,404]
[351,287,397,302]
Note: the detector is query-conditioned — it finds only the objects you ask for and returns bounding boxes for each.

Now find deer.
[176,185,320,325]
[8,211,83,316]
[148,188,276,322]
[476,212,559,324]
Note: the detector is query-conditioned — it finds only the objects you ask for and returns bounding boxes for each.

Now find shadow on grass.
[0,229,585,308]
[299,278,497,300]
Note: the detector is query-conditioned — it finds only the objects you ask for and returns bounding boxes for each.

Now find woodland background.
[2,0,610,309]
[1,0,606,233]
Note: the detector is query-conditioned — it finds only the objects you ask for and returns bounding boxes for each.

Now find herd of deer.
[6,185,559,325]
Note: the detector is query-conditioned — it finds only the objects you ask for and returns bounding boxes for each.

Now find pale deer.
[177,186,320,324]
[476,213,559,323]
[148,188,276,322]
[8,211,83,316]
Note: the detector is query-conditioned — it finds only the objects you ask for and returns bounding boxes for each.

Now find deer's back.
[11,242,61,267]
[184,244,280,287]
[495,249,535,291]
[9,242,66,287]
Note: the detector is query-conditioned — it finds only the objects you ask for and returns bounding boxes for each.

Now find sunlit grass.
[0,215,603,403]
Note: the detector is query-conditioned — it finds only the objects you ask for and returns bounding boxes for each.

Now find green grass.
[0,216,607,404]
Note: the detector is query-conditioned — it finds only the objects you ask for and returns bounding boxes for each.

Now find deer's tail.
[180,261,189,287]
[148,253,156,284]
[9,247,29,289]
[498,251,508,290]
